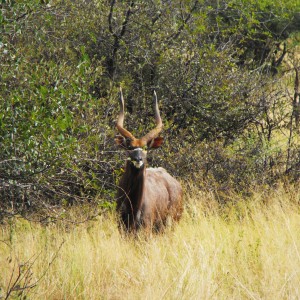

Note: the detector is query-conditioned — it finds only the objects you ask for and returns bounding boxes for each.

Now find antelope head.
[115,87,164,169]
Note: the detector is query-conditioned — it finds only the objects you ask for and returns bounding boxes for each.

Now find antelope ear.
[115,135,126,147]
[148,137,164,149]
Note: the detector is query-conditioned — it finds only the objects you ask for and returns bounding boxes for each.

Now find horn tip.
[119,87,124,105]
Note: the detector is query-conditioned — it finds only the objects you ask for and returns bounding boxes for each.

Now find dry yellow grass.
[1,184,300,299]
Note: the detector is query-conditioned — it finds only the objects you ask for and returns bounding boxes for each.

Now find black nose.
[134,156,143,163]
[130,148,145,163]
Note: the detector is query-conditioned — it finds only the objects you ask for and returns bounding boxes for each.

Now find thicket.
[0,0,300,219]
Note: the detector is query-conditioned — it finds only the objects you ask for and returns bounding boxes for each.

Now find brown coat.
[117,162,183,232]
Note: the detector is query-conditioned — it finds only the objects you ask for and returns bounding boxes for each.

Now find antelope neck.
[125,160,146,211]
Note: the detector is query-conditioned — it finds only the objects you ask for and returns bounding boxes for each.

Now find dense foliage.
[0,0,299,218]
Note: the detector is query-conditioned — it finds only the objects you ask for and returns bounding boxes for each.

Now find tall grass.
[1,184,300,299]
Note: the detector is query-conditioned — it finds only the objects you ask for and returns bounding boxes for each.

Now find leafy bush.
[0,0,299,217]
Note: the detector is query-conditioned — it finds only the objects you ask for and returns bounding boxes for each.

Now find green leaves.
[0,0,299,214]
